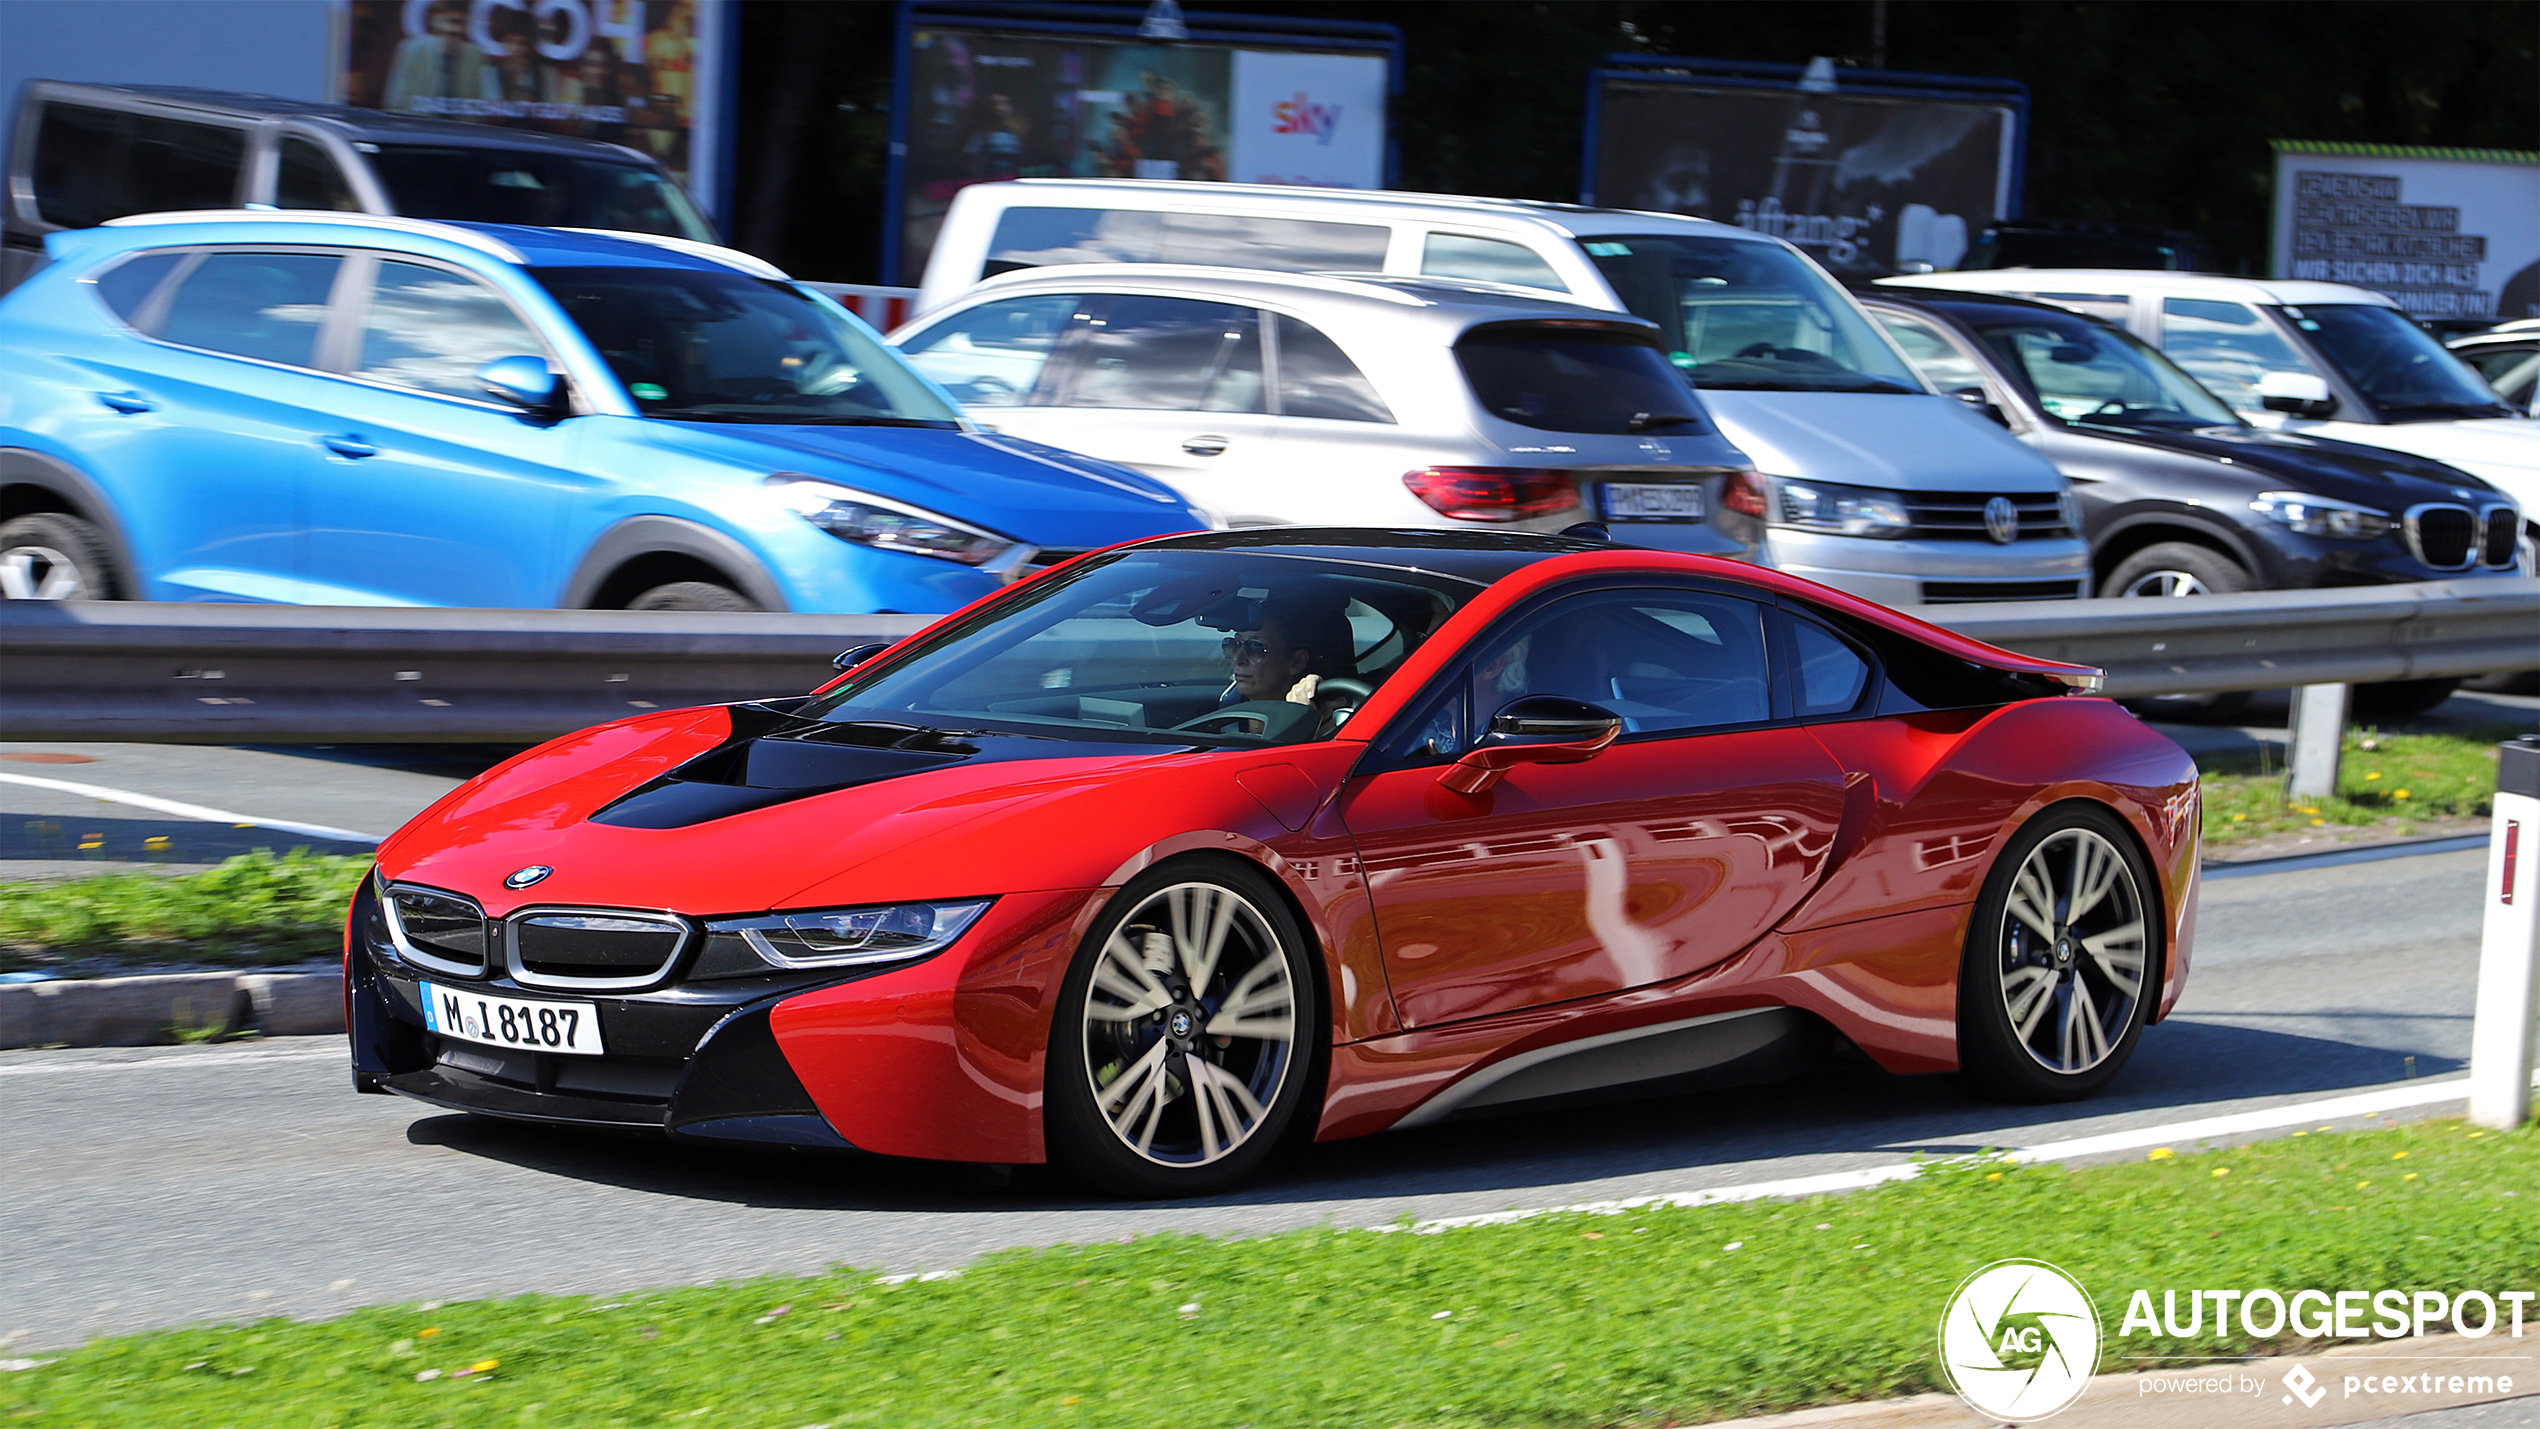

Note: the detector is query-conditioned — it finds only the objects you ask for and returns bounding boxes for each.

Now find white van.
[918,179,2088,607]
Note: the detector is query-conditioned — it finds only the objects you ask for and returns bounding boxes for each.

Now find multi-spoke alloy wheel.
[1048,863,1313,1196]
[1958,807,2159,1101]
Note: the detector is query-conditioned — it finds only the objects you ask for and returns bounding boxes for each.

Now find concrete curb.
[0,970,342,1049]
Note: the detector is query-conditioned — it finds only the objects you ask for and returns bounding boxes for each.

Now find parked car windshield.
[532,266,962,425]
[1959,307,2240,430]
[2281,303,2518,420]
[369,146,715,241]
[1581,234,1925,394]
[804,550,1475,747]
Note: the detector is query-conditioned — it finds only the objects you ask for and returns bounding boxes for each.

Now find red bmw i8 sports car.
[349,529,2199,1196]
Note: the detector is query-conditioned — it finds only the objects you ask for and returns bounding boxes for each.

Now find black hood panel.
[2095,425,2496,501]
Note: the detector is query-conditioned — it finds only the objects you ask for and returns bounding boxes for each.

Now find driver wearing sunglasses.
[1222,593,1355,706]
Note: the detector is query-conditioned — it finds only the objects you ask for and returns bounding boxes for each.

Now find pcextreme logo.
[1938,1259,2103,1421]
[1270,92,1343,144]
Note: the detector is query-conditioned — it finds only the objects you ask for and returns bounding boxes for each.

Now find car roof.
[969,178,1771,245]
[925,263,1663,337]
[1880,268,2397,309]
[83,210,781,277]
[26,81,658,162]
[1857,287,2118,323]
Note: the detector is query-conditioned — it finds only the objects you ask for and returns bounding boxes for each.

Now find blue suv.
[0,213,1203,610]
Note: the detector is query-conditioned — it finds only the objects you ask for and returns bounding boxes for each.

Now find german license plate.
[1602,483,1706,521]
[418,981,604,1056]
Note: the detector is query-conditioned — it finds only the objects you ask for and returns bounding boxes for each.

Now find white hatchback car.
[1882,269,2540,538]
[891,266,1754,547]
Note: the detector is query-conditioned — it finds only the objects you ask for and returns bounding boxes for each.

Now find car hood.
[2081,423,2501,503]
[637,422,1203,545]
[2316,417,2540,505]
[374,704,1248,916]
[1698,390,2063,491]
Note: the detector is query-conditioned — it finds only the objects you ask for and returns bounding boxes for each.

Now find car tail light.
[1721,471,1771,519]
[1402,467,1579,523]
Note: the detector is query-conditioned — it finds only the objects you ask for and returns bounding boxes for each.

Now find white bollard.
[2285,682,2349,801]
[2468,737,2540,1131]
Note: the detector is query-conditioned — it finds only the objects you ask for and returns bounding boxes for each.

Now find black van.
[2,80,714,292]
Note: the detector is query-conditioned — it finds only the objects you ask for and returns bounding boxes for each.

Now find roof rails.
[100,209,527,264]
[554,229,788,280]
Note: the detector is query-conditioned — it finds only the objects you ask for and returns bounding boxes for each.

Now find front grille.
[2482,505,2521,567]
[2407,503,2476,570]
[1901,492,2072,542]
[385,885,490,976]
[508,911,690,990]
[1920,579,2087,605]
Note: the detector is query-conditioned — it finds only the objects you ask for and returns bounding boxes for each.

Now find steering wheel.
[1312,677,1375,736]
[963,375,1019,402]
[1733,341,1782,360]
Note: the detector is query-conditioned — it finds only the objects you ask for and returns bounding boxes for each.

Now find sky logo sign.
[1271,92,1343,144]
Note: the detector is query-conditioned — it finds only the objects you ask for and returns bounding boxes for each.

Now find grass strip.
[0,851,371,973]
[6,1118,2533,1428]
[2196,726,2514,849]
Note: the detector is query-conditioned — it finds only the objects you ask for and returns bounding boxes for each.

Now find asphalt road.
[0,843,2495,1354]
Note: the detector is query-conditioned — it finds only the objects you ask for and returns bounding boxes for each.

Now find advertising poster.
[899,26,1386,283]
[340,0,720,200]
[1590,77,2017,281]
[2271,142,2540,321]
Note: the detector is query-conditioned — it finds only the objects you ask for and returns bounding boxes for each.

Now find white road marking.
[1380,1072,2538,1234]
[0,1048,343,1077]
[0,771,380,844]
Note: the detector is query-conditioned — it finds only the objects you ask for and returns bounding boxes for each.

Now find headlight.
[702,898,991,970]
[1772,477,1914,538]
[2249,491,2394,540]
[2058,489,2083,534]
[766,474,1012,565]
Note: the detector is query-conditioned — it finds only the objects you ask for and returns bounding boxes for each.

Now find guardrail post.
[2285,682,2349,801]
[2469,737,2540,1131]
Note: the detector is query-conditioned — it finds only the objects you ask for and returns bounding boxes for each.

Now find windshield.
[1963,308,2240,430]
[1456,328,1713,434]
[533,267,962,425]
[1580,234,1925,393]
[805,550,1477,747]
[2283,304,2518,419]
[369,145,715,241]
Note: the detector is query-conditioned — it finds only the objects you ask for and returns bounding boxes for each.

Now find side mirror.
[1437,695,1623,795]
[832,642,891,672]
[2256,370,2337,418]
[477,355,564,414]
[1952,385,2010,427]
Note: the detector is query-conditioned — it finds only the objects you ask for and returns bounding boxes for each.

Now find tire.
[1045,859,1316,1198]
[2100,542,2252,724]
[2351,677,2461,720]
[625,580,758,612]
[0,512,114,600]
[1957,803,2160,1103]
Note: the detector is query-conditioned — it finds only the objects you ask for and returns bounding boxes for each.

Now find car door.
[301,254,580,607]
[1006,294,1285,525]
[1337,583,1848,1028]
[83,247,345,602]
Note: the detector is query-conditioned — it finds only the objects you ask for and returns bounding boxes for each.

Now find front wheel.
[0,512,115,600]
[1046,861,1315,1197]
[1957,805,2159,1102]
[2102,542,2252,723]
[625,580,758,611]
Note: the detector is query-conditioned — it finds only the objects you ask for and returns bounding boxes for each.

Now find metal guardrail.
[0,578,2531,743]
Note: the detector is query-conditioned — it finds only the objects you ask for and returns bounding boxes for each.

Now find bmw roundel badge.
[504,865,554,890]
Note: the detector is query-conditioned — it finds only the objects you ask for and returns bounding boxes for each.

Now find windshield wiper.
[2376,401,2517,419]
[1627,411,1704,432]
[652,411,955,427]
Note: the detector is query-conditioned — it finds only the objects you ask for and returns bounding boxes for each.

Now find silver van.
[2,81,713,292]
[919,179,2088,605]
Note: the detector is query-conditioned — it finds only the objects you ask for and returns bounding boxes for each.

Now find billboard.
[891,5,1395,285]
[339,0,728,209]
[1585,58,2023,281]
[2270,142,2540,322]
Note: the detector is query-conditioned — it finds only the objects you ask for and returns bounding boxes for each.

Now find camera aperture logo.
[1940,1259,2103,1421]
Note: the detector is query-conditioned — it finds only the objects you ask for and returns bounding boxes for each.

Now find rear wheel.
[1046,861,1314,1198]
[625,580,757,611]
[0,513,114,600]
[2101,542,2251,723]
[1957,804,2158,1102]
[2351,677,2460,720]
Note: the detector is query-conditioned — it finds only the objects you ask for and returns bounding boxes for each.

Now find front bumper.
[345,879,859,1150]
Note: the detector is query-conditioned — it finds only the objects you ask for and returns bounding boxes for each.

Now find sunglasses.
[1220,636,1272,661]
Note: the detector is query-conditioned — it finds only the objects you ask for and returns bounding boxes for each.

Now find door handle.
[322,435,377,459]
[1180,435,1229,457]
[98,390,153,414]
